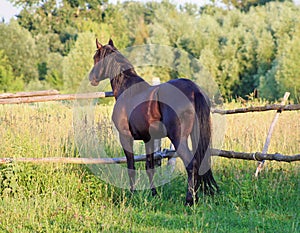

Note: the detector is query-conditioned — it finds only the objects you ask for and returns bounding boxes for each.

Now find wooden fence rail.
[0,90,60,99]
[212,104,300,115]
[0,90,299,167]
[0,91,300,115]
[0,149,299,165]
[0,92,114,105]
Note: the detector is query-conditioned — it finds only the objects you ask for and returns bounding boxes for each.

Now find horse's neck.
[111,69,150,99]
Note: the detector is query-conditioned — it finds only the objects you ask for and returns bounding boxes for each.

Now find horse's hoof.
[184,195,194,206]
[130,188,136,195]
[184,199,194,206]
[151,188,157,197]
[184,193,199,206]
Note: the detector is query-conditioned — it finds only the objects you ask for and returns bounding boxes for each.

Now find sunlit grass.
[0,101,299,232]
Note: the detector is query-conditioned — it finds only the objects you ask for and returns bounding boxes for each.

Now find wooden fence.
[1,90,299,114]
[0,149,299,165]
[0,90,299,167]
[0,91,114,104]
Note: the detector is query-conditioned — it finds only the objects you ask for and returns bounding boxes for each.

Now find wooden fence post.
[152,78,162,166]
[254,92,290,177]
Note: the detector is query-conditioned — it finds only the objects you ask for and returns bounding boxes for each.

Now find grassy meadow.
[0,100,299,232]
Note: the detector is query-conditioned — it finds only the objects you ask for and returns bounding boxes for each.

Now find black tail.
[191,90,219,195]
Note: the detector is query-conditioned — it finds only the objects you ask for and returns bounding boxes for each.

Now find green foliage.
[63,32,95,93]
[220,0,292,12]
[45,53,64,90]
[258,61,279,100]
[0,50,24,92]
[274,24,300,101]
[0,20,38,82]
[1,1,299,102]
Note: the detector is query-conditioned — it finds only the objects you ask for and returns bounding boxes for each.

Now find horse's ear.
[108,38,114,47]
[96,38,102,49]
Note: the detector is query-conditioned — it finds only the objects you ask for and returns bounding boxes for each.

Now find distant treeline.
[0,0,299,102]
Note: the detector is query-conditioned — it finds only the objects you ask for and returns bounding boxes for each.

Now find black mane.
[98,45,149,98]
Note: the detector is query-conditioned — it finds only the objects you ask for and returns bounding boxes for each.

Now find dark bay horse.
[89,39,218,205]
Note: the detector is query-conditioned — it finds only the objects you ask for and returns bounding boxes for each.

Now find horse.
[89,39,219,205]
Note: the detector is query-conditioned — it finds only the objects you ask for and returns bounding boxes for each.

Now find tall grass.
[0,101,299,232]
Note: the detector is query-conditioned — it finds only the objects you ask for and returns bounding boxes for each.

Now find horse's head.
[89,38,117,86]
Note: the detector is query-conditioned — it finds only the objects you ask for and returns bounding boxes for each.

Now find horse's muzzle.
[90,79,99,86]
[89,71,100,86]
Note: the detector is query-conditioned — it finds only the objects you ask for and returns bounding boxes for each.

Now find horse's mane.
[101,45,148,97]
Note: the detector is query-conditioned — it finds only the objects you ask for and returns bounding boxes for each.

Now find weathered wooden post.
[152,77,162,166]
[254,92,290,177]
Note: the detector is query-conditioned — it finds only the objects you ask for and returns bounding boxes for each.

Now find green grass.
[0,102,299,232]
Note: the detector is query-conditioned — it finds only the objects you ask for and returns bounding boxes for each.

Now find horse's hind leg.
[119,134,136,193]
[172,138,198,206]
[145,139,157,196]
[184,157,199,206]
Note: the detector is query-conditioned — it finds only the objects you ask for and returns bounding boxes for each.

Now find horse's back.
[165,78,210,107]
[166,78,200,93]
[158,78,207,110]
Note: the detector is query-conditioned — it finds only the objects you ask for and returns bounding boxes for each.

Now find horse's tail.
[191,89,219,195]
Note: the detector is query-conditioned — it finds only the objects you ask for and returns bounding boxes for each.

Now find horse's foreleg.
[145,140,157,196]
[119,134,135,193]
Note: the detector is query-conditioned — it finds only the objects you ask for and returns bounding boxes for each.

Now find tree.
[11,0,108,33]
[257,1,300,101]
[44,53,64,90]
[2,0,299,101]
[63,32,95,93]
[259,61,279,100]
[0,50,24,92]
[218,0,291,11]
[0,20,38,83]
[275,29,300,102]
